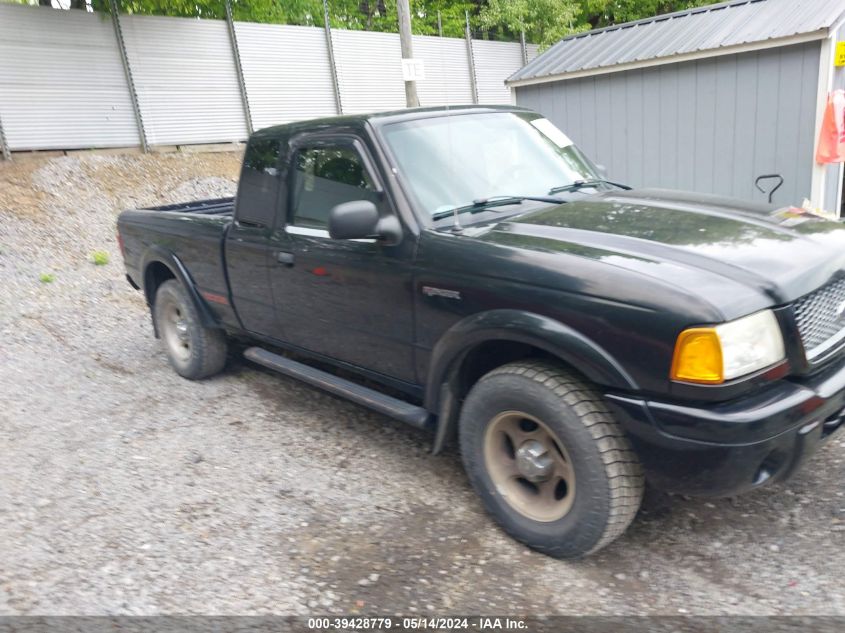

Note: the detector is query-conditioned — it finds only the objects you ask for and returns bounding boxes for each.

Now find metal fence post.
[520,30,528,65]
[0,113,10,161]
[110,0,147,152]
[464,11,479,105]
[322,0,343,115]
[225,0,253,136]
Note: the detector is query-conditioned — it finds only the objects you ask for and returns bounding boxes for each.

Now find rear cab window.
[236,138,282,227]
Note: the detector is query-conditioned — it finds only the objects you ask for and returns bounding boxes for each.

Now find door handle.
[276,251,295,266]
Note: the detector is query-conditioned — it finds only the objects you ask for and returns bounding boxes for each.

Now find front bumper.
[606,359,845,497]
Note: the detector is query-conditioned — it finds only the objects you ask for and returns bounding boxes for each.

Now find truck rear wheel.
[153,279,227,380]
[459,361,644,558]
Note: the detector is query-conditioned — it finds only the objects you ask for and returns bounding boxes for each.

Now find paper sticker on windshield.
[770,206,819,227]
[530,118,573,148]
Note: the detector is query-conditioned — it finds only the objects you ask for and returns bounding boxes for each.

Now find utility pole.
[396,0,419,108]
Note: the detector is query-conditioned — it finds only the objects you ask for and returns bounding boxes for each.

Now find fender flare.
[139,246,221,335]
[425,310,638,454]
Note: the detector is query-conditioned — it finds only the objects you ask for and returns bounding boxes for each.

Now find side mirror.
[329,200,379,240]
[328,200,401,245]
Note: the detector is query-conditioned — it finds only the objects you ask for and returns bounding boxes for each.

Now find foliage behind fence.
[0,3,538,154]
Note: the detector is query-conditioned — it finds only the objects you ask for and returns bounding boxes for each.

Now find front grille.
[793,277,845,361]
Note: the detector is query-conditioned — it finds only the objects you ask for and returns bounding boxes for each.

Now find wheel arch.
[426,310,637,454]
[140,247,220,336]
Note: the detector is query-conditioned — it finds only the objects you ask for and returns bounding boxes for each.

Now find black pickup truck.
[118,106,845,558]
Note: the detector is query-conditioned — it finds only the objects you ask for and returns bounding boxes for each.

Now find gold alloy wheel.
[483,411,576,522]
[159,296,192,363]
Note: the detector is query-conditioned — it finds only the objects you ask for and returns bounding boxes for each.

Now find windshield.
[381,112,601,219]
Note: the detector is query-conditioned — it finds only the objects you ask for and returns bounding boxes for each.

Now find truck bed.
[143,197,235,216]
[118,196,237,323]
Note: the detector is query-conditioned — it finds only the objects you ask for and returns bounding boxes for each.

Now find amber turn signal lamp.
[670,328,724,384]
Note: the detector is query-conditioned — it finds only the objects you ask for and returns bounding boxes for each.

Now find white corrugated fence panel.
[332,30,405,114]
[412,35,473,107]
[121,14,248,146]
[472,40,525,104]
[0,4,139,150]
[235,22,337,130]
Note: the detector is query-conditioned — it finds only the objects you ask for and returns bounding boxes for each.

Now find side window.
[236,138,281,227]
[290,145,378,229]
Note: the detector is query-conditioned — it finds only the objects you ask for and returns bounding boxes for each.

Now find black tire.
[459,360,644,558]
[152,279,227,380]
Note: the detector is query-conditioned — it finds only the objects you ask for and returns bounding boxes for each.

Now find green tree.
[68,0,723,44]
[93,0,488,37]
[411,0,481,38]
[580,0,713,29]
[478,0,587,48]
[92,0,321,24]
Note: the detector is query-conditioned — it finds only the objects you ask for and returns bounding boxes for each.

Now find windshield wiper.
[549,179,631,195]
[431,194,564,222]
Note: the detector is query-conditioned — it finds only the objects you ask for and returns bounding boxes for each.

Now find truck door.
[266,135,417,384]
[225,136,285,340]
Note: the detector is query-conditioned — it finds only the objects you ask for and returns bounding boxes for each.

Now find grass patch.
[91,250,109,266]
[39,273,55,284]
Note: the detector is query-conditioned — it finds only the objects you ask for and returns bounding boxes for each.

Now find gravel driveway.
[1,151,845,616]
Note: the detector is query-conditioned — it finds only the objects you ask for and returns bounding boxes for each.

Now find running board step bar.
[244,347,432,430]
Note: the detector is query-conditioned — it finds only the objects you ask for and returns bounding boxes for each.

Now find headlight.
[671,310,785,384]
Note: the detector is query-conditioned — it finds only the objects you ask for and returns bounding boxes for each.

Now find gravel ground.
[1,151,845,616]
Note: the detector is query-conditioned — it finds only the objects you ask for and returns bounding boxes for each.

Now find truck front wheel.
[153,279,227,380]
[459,361,644,558]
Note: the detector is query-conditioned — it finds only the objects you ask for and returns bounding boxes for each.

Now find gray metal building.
[509,0,845,217]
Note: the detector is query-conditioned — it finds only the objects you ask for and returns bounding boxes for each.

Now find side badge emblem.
[422,286,462,300]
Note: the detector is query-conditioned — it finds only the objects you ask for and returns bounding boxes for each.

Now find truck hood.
[479,188,845,317]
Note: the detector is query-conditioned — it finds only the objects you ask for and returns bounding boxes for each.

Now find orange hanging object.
[816,89,845,164]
